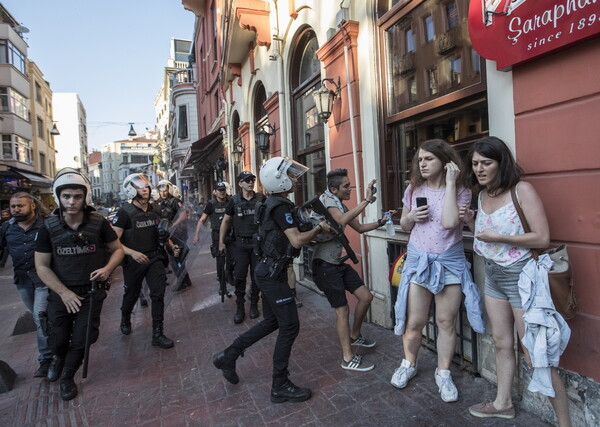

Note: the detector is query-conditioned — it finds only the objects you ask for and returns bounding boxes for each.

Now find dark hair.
[464,136,522,196]
[410,139,463,189]
[10,192,50,217]
[326,168,348,191]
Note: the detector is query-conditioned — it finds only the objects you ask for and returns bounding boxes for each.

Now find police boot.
[270,376,312,404]
[47,355,65,382]
[249,303,260,319]
[212,345,244,384]
[234,301,245,324]
[151,324,174,349]
[120,314,132,335]
[59,368,78,401]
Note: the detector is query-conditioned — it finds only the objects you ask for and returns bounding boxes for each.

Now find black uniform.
[113,202,168,326]
[225,193,265,306]
[35,211,116,374]
[224,194,300,382]
[205,198,234,285]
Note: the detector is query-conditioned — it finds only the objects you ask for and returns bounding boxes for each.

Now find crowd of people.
[0,137,572,425]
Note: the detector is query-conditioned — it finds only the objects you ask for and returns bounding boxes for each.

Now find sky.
[3,0,195,150]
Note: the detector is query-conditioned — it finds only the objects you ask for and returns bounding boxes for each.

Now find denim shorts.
[409,269,461,289]
[484,257,531,308]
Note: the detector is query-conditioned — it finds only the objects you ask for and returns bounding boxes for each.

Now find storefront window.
[379,0,487,210]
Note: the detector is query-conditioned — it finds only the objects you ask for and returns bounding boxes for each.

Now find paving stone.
[0,228,551,426]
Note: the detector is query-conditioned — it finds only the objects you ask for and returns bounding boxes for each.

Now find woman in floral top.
[461,137,571,426]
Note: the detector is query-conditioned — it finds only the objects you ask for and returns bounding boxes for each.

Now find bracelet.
[378,218,385,226]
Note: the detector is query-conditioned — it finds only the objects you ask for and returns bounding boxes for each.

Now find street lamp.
[231,140,243,165]
[255,123,276,154]
[312,77,341,123]
[128,123,137,137]
[50,122,60,136]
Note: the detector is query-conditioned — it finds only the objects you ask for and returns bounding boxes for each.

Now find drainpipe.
[271,0,288,157]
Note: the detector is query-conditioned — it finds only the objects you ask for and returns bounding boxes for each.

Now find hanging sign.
[469,0,600,70]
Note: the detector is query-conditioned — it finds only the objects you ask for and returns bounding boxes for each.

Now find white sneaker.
[391,359,417,389]
[435,368,458,402]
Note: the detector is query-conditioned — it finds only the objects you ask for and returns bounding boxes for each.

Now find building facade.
[0,5,55,209]
[52,92,88,174]
[88,150,102,204]
[180,1,598,423]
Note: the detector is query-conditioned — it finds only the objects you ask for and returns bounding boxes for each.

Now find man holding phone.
[311,169,390,372]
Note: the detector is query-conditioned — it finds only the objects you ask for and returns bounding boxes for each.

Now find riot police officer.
[193,181,234,296]
[213,157,333,403]
[155,180,191,292]
[35,168,124,400]
[219,171,265,323]
[112,174,175,349]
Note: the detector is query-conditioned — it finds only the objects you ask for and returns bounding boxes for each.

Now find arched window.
[290,28,326,201]
[230,110,241,181]
[253,82,268,164]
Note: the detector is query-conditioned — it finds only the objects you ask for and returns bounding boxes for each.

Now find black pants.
[121,255,167,325]
[47,285,106,372]
[231,260,299,378]
[211,231,234,285]
[231,238,260,305]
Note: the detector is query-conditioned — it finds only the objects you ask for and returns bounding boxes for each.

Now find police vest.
[232,193,265,238]
[45,212,107,287]
[157,196,180,222]
[258,195,299,260]
[120,202,161,253]
[208,198,229,231]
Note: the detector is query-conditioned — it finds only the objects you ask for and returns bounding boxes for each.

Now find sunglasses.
[242,177,255,183]
[216,188,226,191]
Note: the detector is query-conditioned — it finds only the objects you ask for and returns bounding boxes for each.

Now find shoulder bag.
[511,187,577,319]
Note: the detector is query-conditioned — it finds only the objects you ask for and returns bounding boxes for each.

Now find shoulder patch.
[112,216,119,224]
[285,212,293,224]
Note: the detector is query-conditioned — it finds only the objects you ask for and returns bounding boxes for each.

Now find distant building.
[52,93,88,174]
[154,38,197,201]
[101,134,158,204]
[88,150,102,204]
[0,4,55,209]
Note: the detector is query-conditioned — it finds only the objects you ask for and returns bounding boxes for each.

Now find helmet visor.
[281,157,309,181]
[130,175,151,189]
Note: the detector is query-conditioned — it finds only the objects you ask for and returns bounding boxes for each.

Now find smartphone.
[416,197,428,208]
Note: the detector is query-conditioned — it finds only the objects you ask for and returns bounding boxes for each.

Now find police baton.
[82,279,97,379]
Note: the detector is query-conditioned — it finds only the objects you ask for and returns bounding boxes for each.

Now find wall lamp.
[50,122,60,136]
[231,140,244,165]
[312,77,341,123]
[128,122,137,137]
[255,123,276,154]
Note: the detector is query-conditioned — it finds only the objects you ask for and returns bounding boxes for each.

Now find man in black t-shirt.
[112,173,176,350]
[193,182,234,297]
[35,168,124,401]
[219,171,265,323]
[213,157,333,404]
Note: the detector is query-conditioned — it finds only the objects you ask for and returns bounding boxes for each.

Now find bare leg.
[287,265,296,290]
[512,307,572,426]
[485,295,517,410]
[335,305,353,362]
[350,285,373,339]
[434,284,462,370]
[402,283,433,365]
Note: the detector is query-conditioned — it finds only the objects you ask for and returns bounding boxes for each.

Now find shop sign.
[469,0,600,70]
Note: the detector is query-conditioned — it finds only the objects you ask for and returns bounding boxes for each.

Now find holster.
[39,311,50,337]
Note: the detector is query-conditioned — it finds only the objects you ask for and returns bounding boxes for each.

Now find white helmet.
[52,168,92,206]
[259,157,308,194]
[123,173,152,199]
[157,179,181,198]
